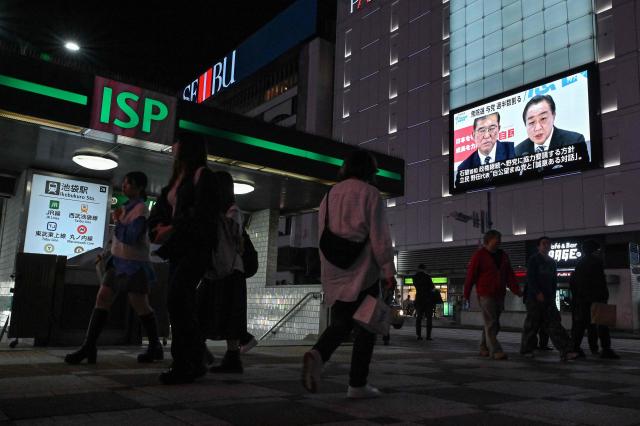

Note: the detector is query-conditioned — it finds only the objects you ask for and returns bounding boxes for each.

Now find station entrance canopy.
[0,54,404,207]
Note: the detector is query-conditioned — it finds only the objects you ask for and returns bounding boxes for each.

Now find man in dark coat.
[520,237,577,361]
[515,94,589,173]
[455,112,515,187]
[570,240,619,359]
[413,264,435,340]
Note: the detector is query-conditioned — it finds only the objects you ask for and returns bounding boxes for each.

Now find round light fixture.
[72,152,118,170]
[233,181,254,195]
[64,41,80,52]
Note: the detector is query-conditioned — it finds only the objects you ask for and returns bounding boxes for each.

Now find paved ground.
[1,326,640,425]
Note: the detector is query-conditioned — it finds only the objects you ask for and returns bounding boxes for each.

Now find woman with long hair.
[149,132,218,385]
[302,150,396,399]
[198,171,250,373]
[65,171,161,365]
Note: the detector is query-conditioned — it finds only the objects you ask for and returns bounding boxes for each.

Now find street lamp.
[64,41,80,52]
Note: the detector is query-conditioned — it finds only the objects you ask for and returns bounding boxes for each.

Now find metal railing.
[259,291,323,341]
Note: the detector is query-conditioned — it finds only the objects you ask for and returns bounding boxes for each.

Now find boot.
[209,350,243,374]
[64,308,108,364]
[137,312,164,363]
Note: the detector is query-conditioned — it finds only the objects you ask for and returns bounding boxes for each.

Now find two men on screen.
[455,113,515,186]
[516,94,588,161]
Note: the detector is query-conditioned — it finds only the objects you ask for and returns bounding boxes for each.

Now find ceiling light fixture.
[234,181,254,195]
[64,41,80,52]
[72,151,118,170]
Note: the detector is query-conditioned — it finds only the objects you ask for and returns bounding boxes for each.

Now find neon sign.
[183,50,237,103]
[350,0,374,13]
[90,77,176,145]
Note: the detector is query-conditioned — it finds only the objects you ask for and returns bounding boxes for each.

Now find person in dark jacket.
[463,230,522,360]
[570,240,619,359]
[413,264,435,340]
[149,132,219,384]
[520,237,577,361]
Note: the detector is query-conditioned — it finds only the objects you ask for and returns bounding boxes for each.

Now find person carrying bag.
[302,150,396,400]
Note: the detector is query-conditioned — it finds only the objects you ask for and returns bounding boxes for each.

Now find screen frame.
[19,169,112,259]
[448,62,602,195]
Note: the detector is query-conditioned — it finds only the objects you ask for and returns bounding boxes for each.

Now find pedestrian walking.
[302,150,396,399]
[413,264,435,341]
[198,171,250,374]
[570,240,620,359]
[463,230,522,360]
[519,237,577,361]
[65,172,160,365]
[149,133,219,384]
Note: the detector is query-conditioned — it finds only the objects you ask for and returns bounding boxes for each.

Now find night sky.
[0,0,296,92]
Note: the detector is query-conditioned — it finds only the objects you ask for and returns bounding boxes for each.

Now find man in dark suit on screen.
[515,95,588,165]
[455,112,515,187]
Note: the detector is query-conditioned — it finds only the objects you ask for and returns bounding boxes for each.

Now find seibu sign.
[183,50,237,104]
[90,77,176,145]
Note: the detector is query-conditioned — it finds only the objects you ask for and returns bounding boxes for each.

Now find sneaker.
[159,367,195,385]
[302,349,323,393]
[493,352,508,360]
[240,337,258,354]
[479,349,490,357]
[600,349,620,360]
[521,351,535,359]
[347,384,381,399]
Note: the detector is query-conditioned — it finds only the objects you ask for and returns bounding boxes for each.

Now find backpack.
[242,230,259,278]
[208,214,243,280]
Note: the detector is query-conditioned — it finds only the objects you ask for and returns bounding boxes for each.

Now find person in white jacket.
[302,150,396,399]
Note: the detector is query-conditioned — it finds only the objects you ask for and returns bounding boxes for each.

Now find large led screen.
[449,65,600,194]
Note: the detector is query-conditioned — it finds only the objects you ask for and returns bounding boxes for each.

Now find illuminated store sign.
[549,241,582,264]
[90,77,176,145]
[24,174,109,259]
[183,50,237,103]
[182,0,318,103]
[350,0,374,13]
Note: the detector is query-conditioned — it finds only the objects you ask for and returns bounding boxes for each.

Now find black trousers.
[416,305,434,338]
[313,283,379,387]
[168,255,208,371]
[520,300,571,355]
[572,301,611,352]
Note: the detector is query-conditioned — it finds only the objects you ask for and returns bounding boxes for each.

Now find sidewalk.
[0,328,639,425]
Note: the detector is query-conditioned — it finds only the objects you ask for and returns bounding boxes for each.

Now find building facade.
[333,0,640,330]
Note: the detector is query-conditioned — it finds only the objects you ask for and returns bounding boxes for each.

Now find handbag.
[319,188,368,269]
[352,283,391,335]
[591,303,616,327]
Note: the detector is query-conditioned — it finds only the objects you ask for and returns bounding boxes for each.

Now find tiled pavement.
[1,327,640,425]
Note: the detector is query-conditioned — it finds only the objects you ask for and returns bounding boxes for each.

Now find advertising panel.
[450,65,600,194]
[23,173,109,259]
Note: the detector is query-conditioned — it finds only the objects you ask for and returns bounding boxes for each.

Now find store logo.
[90,77,176,145]
[45,181,60,195]
[549,242,582,263]
[77,225,88,235]
[80,204,89,213]
[183,50,237,103]
[49,200,60,209]
[350,0,374,13]
[74,246,85,254]
[44,244,54,253]
[47,222,57,232]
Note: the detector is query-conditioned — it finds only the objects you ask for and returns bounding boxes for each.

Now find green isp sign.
[90,76,176,145]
